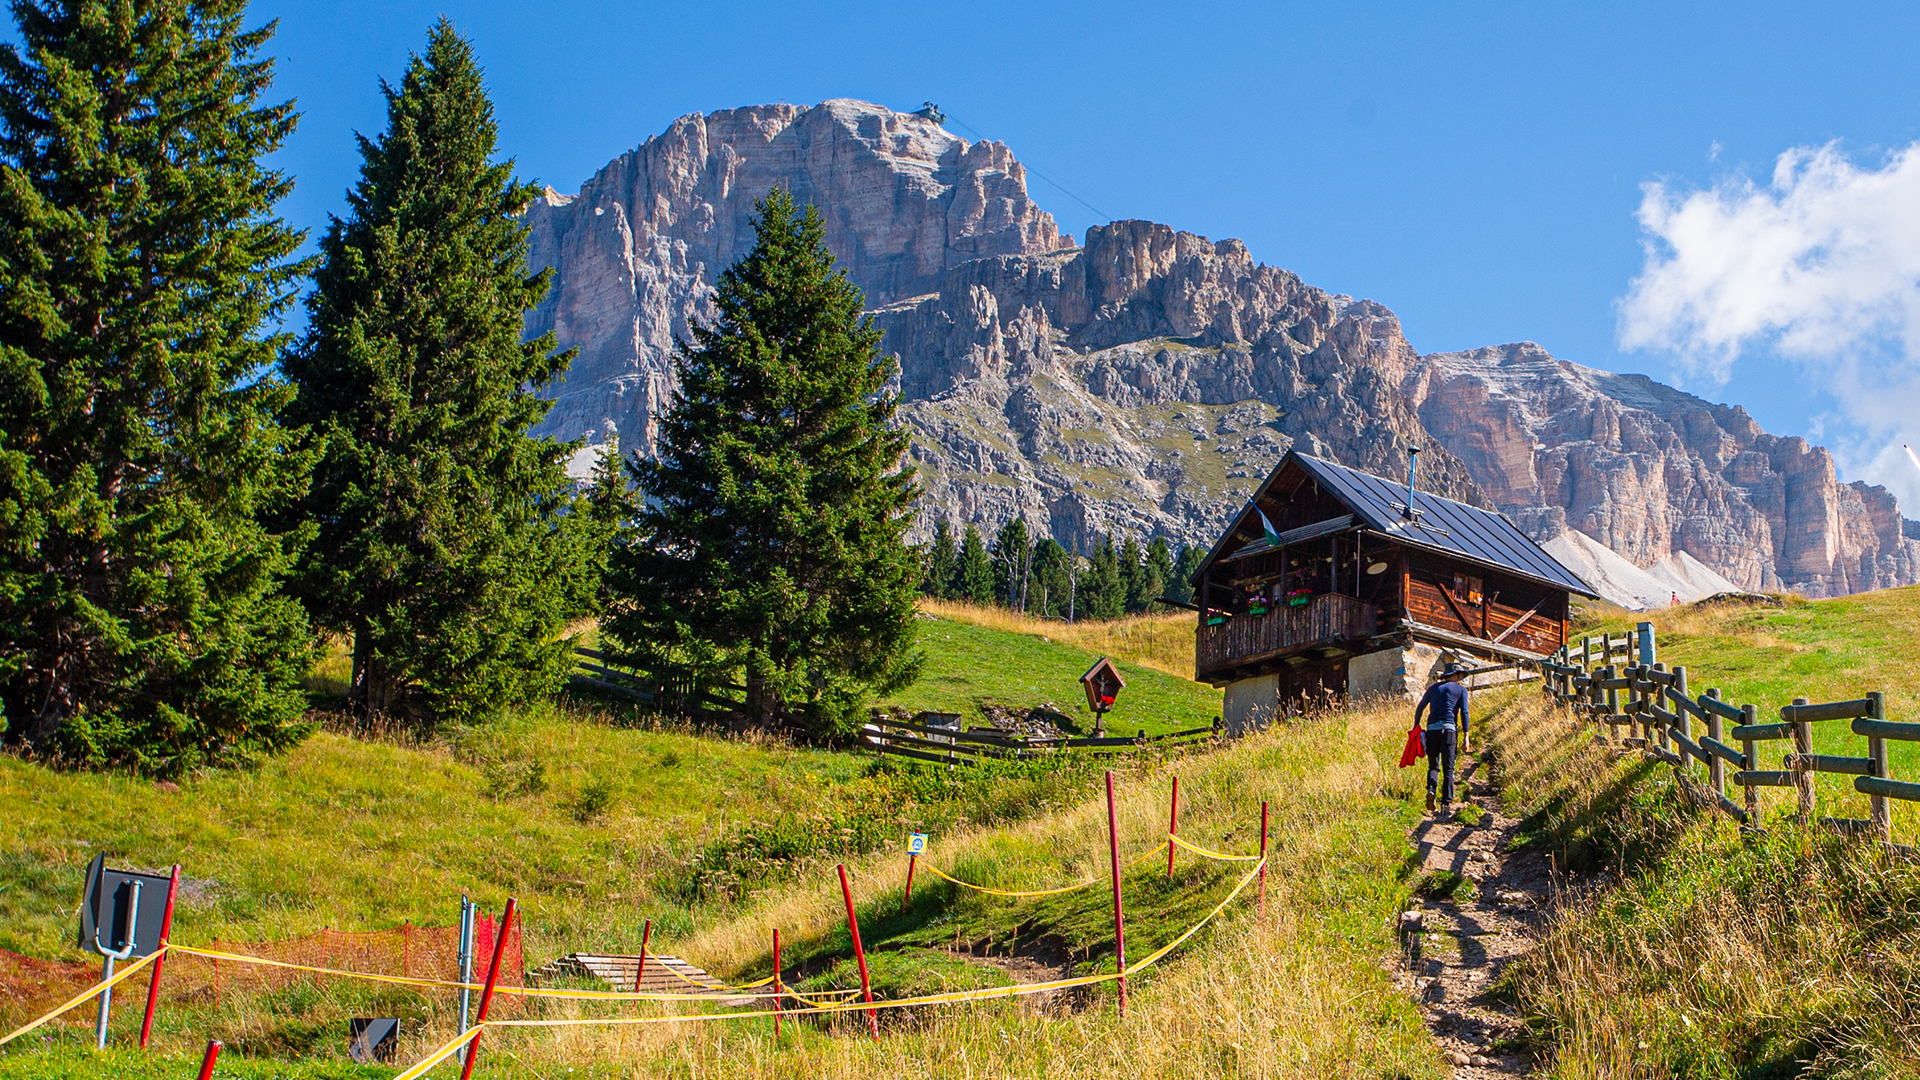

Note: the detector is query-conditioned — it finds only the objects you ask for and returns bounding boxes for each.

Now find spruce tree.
[1120,536,1148,613]
[923,520,957,600]
[605,188,922,737]
[1085,534,1125,620]
[956,525,994,603]
[1029,539,1071,618]
[990,517,1030,610]
[1146,536,1176,610]
[575,438,637,610]
[283,21,585,724]
[1168,544,1206,606]
[0,0,316,770]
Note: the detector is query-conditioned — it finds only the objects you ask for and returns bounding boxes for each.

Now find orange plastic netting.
[0,920,525,1033]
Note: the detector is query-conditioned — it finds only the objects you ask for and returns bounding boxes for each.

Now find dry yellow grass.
[355,698,1447,1078]
[918,599,1196,680]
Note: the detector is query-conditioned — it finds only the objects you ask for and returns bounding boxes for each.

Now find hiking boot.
[1425,792,1436,813]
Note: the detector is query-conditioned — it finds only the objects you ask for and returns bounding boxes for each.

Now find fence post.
[1105,770,1127,1018]
[1257,800,1269,919]
[633,919,651,993]
[1789,697,1814,820]
[1740,702,1760,825]
[836,864,878,1039]
[772,928,783,1038]
[1166,777,1179,879]
[1703,687,1726,802]
[1671,665,1690,779]
[194,1040,222,1080]
[1637,622,1656,667]
[459,897,516,1080]
[1597,664,1612,737]
[1868,692,1891,843]
[138,864,180,1049]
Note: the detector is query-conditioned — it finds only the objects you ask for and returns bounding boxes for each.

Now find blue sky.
[14,2,1920,502]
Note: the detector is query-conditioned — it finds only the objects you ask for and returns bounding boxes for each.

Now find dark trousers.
[1426,727,1458,804]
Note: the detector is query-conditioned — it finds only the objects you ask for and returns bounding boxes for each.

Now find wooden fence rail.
[1539,631,1916,846]
[860,715,1222,768]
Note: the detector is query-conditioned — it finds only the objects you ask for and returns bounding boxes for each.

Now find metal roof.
[1209,452,1597,597]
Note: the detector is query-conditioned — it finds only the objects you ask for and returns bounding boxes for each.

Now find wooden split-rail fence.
[861,714,1222,768]
[568,647,745,718]
[1539,629,1920,845]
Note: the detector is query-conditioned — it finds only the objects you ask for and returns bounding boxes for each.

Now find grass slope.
[895,605,1216,735]
[1581,584,1920,832]
[2,612,1437,1079]
[1485,688,1920,1078]
[9,699,1446,1079]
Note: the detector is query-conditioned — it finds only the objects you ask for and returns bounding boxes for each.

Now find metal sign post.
[456,894,475,1056]
[75,854,170,1050]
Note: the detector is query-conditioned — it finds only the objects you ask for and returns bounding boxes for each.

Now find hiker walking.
[1415,661,1471,814]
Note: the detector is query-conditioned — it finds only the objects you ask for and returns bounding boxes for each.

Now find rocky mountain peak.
[524,99,1070,460]
[522,101,1919,604]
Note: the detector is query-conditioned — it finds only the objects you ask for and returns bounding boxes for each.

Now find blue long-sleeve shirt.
[1415,680,1470,734]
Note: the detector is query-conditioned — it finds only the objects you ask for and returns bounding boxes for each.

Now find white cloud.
[1618,142,1920,514]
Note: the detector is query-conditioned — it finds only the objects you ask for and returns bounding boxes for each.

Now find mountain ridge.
[521,98,1920,602]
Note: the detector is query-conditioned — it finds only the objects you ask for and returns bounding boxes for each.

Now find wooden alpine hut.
[1192,449,1597,734]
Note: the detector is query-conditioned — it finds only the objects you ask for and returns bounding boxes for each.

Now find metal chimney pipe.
[1405,446,1420,519]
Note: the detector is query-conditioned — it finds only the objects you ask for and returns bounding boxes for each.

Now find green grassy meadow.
[892,611,1219,735]
[1580,585,1920,832]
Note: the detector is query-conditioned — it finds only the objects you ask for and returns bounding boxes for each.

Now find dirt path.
[1397,750,1553,1077]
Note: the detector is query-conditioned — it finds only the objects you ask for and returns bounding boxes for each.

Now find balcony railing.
[1196,593,1376,677]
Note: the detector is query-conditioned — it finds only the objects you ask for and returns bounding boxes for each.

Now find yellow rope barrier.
[164,944,832,1003]
[918,842,1163,897]
[1169,834,1263,862]
[401,854,1270,1064]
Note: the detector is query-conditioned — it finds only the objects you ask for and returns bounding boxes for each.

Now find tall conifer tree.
[0,0,315,770]
[1085,534,1125,620]
[990,517,1030,610]
[1145,536,1176,610]
[283,21,584,724]
[923,520,957,600]
[606,188,921,737]
[955,525,994,603]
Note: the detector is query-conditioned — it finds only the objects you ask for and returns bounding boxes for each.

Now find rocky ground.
[1397,750,1554,1077]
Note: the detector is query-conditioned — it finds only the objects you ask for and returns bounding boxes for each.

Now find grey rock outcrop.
[524,98,1920,599]
[1406,343,1920,597]
[525,100,1070,460]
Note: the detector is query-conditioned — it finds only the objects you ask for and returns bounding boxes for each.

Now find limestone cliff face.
[524,99,1919,599]
[524,100,1070,458]
[1406,343,1920,597]
[874,219,1482,548]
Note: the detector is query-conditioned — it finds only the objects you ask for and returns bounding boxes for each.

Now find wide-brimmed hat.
[1440,662,1471,678]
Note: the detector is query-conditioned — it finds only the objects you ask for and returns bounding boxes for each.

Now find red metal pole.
[903,853,918,910]
[772,928,783,1038]
[140,864,180,1049]
[1105,770,1127,1018]
[633,919,651,993]
[1258,800,1270,919]
[836,864,879,1039]
[459,897,516,1080]
[1166,776,1179,879]
[194,1039,222,1080]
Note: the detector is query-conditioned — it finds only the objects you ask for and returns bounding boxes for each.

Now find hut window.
[1453,574,1484,606]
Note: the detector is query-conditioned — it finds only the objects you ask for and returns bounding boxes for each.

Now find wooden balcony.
[1196,593,1376,679]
